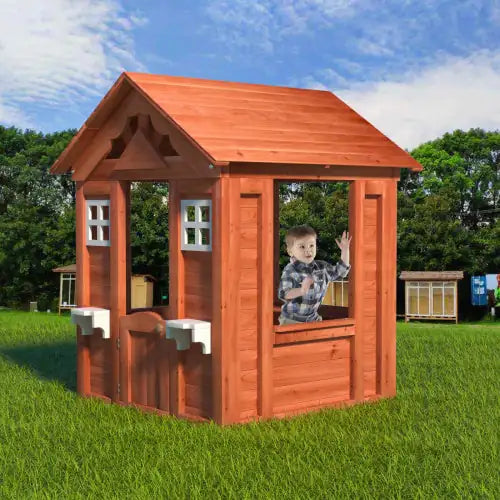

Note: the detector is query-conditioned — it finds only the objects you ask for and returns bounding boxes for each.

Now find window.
[60,273,76,307]
[276,180,351,326]
[86,200,111,246]
[407,280,456,317]
[181,199,212,251]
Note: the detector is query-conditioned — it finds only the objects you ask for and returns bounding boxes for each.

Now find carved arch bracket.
[107,114,179,161]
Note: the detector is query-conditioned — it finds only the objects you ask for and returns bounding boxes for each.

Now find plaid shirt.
[278,257,351,322]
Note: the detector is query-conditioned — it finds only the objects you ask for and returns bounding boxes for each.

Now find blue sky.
[1,0,499,149]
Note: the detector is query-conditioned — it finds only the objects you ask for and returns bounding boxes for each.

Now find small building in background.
[322,280,349,307]
[399,271,464,324]
[52,264,77,315]
[130,274,157,309]
[53,264,156,314]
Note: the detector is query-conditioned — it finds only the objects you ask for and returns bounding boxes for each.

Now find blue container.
[471,276,487,306]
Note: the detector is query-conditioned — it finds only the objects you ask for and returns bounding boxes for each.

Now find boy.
[278,225,351,325]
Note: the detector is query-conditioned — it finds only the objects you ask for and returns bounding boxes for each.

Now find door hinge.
[117,383,121,395]
[116,337,120,349]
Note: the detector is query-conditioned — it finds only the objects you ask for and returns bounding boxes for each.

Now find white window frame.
[60,273,76,307]
[180,199,212,251]
[86,200,111,246]
[406,280,456,317]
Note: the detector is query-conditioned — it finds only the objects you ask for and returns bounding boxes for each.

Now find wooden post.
[212,176,240,424]
[75,182,91,396]
[168,180,185,416]
[349,180,365,401]
[273,180,281,305]
[259,178,274,418]
[110,180,129,402]
[378,180,397,397]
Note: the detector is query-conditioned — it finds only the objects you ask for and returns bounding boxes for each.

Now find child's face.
[288,235,317,264]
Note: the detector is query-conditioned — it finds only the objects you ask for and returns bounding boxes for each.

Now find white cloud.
[205,0,360,52]
[0,0,146,129]
[309,50,500,150]
[0,97,34,129]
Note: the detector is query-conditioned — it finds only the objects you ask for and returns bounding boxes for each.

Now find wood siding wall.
[363,196,378,396]
[88,247,112,397]
[173,181,215,420]
[239,195,259,420]
[272,340,351,416]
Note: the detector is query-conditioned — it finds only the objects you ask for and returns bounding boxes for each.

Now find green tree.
[130,182,170,304]
[399,128,499,273]
[0,126,76,308]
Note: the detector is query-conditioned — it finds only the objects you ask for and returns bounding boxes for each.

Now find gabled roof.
[51,72,423,174]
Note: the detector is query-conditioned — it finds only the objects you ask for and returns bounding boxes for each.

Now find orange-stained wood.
[349,180,365,401]
[89,335,112,396]
[274,325,355,345]
[110,180,129,402]
[378,180,397,396]
[183,267,212,321]
[211,176,239,423]
[73,90,221,182]
[273,180,281,304]
[237,194,258,420]
[52,72,422,177]
[125,72,422,171]
[82,181,111,197]
[119,311,170,411]
[211,176,224,423]
[169,181,184,319]
[229,164,399,180]
[258,179,274,418]
[362,194,378,397]
[72,90,138,181]
[75,182,91,396]
[228,178,241,421]
[115,129,167,171]
[168,180,184,416]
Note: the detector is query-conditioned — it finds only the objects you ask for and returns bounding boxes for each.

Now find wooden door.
[119,311,174,412]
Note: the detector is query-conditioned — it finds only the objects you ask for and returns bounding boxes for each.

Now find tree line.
[0,125,498,311]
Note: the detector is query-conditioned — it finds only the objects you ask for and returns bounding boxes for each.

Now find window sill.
[273,317,355,345]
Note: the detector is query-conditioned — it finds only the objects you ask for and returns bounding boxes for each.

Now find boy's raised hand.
[335,230,352,252]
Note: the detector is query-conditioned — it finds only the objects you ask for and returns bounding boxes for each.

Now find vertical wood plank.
[75,182,91,396]
[126,181,131,314]
[211,176,224,424]
[348,180,365,401]
[229,177,241,422]
[110,180,129,402]
[378,180,397,396]
[273,180,280,304]
[158,340,170,412]
[259,179,274,417]
[212,175,240,424]
[169,180,185,319]
[119,317,132,404]
[168,180,185,415]
[147,334,157,407]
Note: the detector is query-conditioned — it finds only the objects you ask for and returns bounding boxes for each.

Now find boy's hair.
[285,225,317,250]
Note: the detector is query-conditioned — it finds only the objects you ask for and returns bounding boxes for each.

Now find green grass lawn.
[0,311,498,499]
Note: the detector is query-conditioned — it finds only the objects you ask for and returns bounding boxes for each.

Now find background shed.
[399,271,464,323]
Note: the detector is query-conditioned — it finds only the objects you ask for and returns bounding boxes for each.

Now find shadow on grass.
[0,341,77,392]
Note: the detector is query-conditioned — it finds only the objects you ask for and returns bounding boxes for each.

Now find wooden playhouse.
[50,72,423,425]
